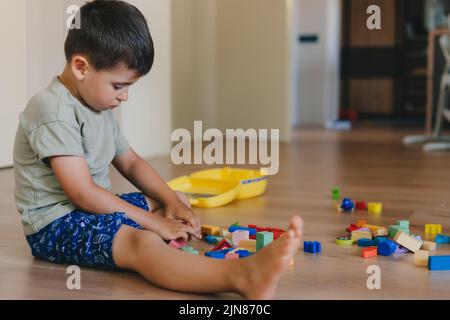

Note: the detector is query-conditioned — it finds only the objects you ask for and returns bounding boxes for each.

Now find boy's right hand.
[146,213,197,241]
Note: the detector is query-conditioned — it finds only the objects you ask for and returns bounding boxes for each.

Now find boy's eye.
[113,85,124,90]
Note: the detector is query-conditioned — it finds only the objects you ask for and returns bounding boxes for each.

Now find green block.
[332,187,340,200]
[256,231,274,251]
[396,220,409,229]
[180,246,195,252]
[186,250,199,255]
[388,225,409,238]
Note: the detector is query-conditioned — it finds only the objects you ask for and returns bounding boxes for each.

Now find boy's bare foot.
[234,216,303,299]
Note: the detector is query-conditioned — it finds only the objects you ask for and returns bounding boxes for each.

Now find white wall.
[0,1,27,167]
[292,0,341,127]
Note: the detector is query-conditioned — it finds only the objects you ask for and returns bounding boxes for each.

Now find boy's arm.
[112,149,201,234]
[49,156,197,241]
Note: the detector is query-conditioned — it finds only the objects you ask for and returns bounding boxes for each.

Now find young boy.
[13,0,303,299]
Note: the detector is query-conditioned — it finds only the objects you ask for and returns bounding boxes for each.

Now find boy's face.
[72,57,140,112]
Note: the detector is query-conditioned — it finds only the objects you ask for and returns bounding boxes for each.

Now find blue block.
[228,225,257,236]
[236,250,251,258]
[204,235,219,244]
[357,238,377,247]
[377,239,396,256]
[340,198,354,211]
[374,236,389,245]
[303,241,321,253]
[428,255,450,270]
[435,234,450,244]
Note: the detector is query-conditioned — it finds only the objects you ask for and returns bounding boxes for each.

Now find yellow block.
[368,202,382,214]
[424,224,442,235]
[239,239,256,252]
[362,224,388,236]
[351,230,372,241]
[201,224,221,236]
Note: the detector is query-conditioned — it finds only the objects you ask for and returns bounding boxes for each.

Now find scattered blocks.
[428,255,450,270]
[425,224,442,235]
[351,229,372,241]
[229,225,257,236]
[201,224,221,236]
[239,239,257,252]
[421,240,437,251]
[357,238,377,247]
[434,234,450,244]
[394,231,423,253]
[361,247,377,258]
[256,231,274,251]
[362,224,388,237]
[303,241,321,254]
[377,239,397,256]
[355,201,367,210]
[368,202,382,214]
[232,230,250,246]
[211,239,233,252]
[414,250,429,266]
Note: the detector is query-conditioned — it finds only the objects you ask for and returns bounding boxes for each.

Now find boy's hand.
[164,201,202,239]
[147,213,198,241]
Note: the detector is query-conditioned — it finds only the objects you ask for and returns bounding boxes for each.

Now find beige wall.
[172,0,292,142]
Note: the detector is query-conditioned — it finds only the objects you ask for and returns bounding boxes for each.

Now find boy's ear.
[70,55,90,81]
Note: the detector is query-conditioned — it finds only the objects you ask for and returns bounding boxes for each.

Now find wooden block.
[414,250,429,266]
[356,220,368,227]
[388,225,409,238]
[428,255,450,270]
[361,246,377,258]
[368,202,382,214]
[351,230,372,241]
[232,230,249,246]
[256,231,274,251]
[421,241,437,251]
[362,224,388,236]
[201,224,221,236]
[425,224,442,235]
[239,239,257,252]
[394,231,423,253]
[397,220,409,229]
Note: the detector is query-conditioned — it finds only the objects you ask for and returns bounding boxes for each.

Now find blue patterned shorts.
[26,192,149,270]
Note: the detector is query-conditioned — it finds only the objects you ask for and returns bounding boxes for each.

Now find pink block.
[225,253,239,259]
[232,230,250,246]
[169,238,188,249]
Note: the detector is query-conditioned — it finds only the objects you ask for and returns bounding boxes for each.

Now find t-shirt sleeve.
[27,121,85,163]
[113,121,130,156]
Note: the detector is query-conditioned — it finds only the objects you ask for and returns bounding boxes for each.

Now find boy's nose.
[118,92,128,102]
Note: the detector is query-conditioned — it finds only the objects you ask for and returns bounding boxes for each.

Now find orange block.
[356,219,368,228]
[361,246,377,258]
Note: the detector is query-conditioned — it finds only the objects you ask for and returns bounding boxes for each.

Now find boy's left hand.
[164,202,202,239]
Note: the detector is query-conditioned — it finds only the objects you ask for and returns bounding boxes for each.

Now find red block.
[211,239,232,252]
[355,201,367,210]
[361,246,377,258]
[346,224,360,233]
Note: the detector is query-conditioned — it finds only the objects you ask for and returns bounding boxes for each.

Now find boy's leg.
[112,215,303,299]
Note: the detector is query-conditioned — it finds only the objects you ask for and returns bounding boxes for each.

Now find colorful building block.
[434,234,450,244]
[225,252,239,259]
[388,225,409,238]
[357,238,377,247]
[394,231,423,253]
[303,241,321,254]
[428,255,450,270]
[346,224,360,233]
[256,231,274,251]
[361,224,388,236]
[229,225,257,236]
[204,235,222,244]
[414,250,429,266]
[340,198,354,212]
[236,249,251,258]
[211,239,232,252]
[351,229,372,241]
[361,246,377,258]
[374,236,389,245]
[421,240,437,251]
[201,224,221,236]
[394,244,410,254]
[336,236,356,245]
[368,202,382,214]
[377,239,397,256]
[397,220,409,229]
[425,224,442,235]
[332,187,340,200]
[356,220,368,227]
[355,201,367,210]
[239,239,257,252]
[232,230,250,246]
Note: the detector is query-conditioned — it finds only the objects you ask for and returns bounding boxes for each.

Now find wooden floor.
[1,127,450,299]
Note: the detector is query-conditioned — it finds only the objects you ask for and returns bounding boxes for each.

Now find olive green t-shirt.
[13,77,130,236]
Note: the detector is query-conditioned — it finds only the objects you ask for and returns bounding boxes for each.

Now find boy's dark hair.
[65,0,154,76]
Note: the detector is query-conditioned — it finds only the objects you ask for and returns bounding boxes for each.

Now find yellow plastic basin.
[190,167,268,199]
[166,175,239,208]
